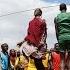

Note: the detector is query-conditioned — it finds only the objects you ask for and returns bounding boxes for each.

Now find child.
[42,51,50,70]
[0,43,9,70]
[15,51,28,70]
[9,49,16,70]
[49,43,61,70]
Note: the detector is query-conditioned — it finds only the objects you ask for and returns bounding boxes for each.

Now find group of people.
[0,43,70,70]
[0,42,63,70]
[0,3,70,70]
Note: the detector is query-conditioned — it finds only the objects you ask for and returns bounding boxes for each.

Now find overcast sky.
[0,0,70,50]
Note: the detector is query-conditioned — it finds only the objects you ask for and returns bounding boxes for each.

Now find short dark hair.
[54,43,59,50]
[60,3,67,11]
[34,8,42,17]
[1,43,8,49]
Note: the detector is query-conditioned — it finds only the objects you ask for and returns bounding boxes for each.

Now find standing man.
[17,8,47,70]
[0,43,9,70]
[54,3,70,70]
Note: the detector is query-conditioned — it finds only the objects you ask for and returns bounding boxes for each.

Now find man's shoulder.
[57,12,70,16]
[29,18,37,25]
[66,12,70,14]
[55,12,70,20]
[30,18,44,25]
[56,12,70,21]
[0,52,3,58]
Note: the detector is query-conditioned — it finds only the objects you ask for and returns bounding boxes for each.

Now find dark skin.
[17,40,25,47]
[48,49,54,70]
[54,18,59,40]
[17,51,20,57]
[17,16,47,47]
[17,10,47,70]
[54,4,70,70]
[1,43,8,54]
[49,43,60,70]
[54,3,70,69]
[1,43,10,69]
[9,49,16,57]
[54,3,67,41]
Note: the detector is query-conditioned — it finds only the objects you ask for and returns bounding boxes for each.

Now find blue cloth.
[0,52,8,70]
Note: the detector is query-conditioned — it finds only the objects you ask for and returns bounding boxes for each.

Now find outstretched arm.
[17,40,25,47]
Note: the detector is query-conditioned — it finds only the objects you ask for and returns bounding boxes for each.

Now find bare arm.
[54,18,59,40]
[17,40,25,47]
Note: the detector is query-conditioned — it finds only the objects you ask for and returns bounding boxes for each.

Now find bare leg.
[65,51,69,70]
[67,52,70,70]
[60,52,65,70]
[31,52,45,70]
